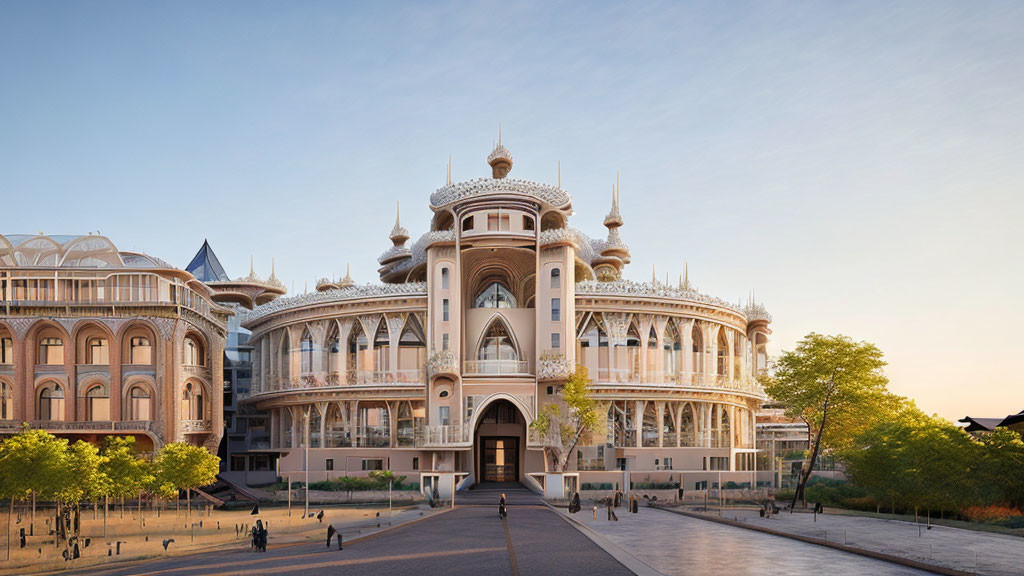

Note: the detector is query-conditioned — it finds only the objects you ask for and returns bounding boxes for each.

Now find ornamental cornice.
[244,282,427,324]
[429,178,571,209]
[575,280,743,315]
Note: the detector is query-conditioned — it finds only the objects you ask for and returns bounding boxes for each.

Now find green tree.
[530,366,603,472]
[100,436,153,518]
[764,333,896,507]
[0,428,69,558]
[152,443,219,520]
[977,428,1024,509]
[57,440,110,533]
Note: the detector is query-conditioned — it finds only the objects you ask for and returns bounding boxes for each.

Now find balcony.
[4,420,156,433]
[463,359,529,376]
[591,369,765,396]
[182,419,213,433]
[347,369,424,386]
[414,424,468,447]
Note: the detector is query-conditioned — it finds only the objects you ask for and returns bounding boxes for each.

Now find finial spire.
[447,154,452,185]
[652,264,657,284]
[498,122,502,146]
[249,254,254,276]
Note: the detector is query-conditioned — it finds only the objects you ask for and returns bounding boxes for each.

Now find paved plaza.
[569,505,938,576]
[698,507,1024,576]
[66,489,632,576]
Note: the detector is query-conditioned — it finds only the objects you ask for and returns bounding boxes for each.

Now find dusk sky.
[2,1,1021,422]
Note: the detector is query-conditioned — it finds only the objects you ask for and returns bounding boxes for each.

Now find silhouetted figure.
[250,503,260,515]
[251,519,268,552]
[326,525,336,548]
[498,493,507,520]
[607,497,618,521]
[569,492,581,514]
[316,510,325,523]
[162,539,175,551]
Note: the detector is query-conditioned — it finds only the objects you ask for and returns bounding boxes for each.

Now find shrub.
[581,482,614,491]
[960,505,1024,523]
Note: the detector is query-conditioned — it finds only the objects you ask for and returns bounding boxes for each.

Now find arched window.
[38,382,64,421]
[182,382,204,420]
[717,328,729,377]
[576,318,609,381]
[691,324,703,375]
[615,324,641,381]
[663,326,680,378]
[476,319,519,373]
[325,403,349,447]
[326,324,341,380]
[440,268,449,290]
[87,337,109,365]
[309,407,322,448]
[473,282,517,309]
[550,268,561,289]
[300,329,315,374]
[130,336,152,364]
[0,338,12,365]
[397,317,425,379]
[184,337,202,366]
[86,384,110,421]
[127,385,151,420]
[39,337,64,365]
[372,321,390,373]
[396,402,415,447]
[0,382,14,420]
[348,323,369,381]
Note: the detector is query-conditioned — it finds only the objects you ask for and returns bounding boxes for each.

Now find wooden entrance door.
[480,437,518,482]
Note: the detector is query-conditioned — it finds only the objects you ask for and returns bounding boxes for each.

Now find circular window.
[439,390,449,398]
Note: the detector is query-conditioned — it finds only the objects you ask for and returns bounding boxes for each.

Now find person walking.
[498,493,507,520]
[607,496,618,521]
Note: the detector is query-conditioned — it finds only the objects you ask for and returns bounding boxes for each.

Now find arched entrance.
[473,399,527,483]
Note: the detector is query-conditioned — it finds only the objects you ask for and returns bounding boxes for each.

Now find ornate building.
[242,139,773,493]
[0,234,283,452]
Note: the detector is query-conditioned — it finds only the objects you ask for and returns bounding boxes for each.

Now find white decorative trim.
[244,283,427,323]
[430,178,570,208]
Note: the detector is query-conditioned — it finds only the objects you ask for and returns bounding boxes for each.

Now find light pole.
[304,406,310,518]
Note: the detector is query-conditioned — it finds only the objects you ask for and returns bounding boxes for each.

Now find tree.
[151,443,219,521]
[530,366,603,473]
[764,333,896,507]
[100,436,153,519]
[57,440,110,535]
[977,428,1024,509]
[0,427,70,555]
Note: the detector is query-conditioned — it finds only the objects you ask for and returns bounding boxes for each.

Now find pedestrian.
[498,493,507,519]
[607,497,618,522]
[569,492,581,514]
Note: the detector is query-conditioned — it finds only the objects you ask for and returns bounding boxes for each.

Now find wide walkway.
[66,491,631,576]
[572,505,938,576]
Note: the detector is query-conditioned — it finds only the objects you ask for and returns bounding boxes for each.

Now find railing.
[463,359,529,375]
[182,419,213,432]
[348,369,425,385]
[2,420,156,432]
[591,369,764,395]
[354,426,390,448]
[414,424,468,446]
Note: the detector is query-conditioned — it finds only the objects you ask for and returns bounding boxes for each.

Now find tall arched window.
[38,382,64,420]
[182,382,204,420]
[550,268,561,289]
[279,332,291,382]
[717,328,729,377]
[577,318,609,381]
[184,337,202,366]
[397,317,425,379]
[0,382,13,420]
[476,319,519,373]
[372,321,390,373]
[348,323,369,382]
[87,337,109,365]
[473,282,517,309]
[300,329,315,374]
[0,338,12,365]
[691,324,703,376]
[309,407,322,448]
[326,324,341,380]
[127,385,151,420]
[440,267,449,289]
[396,402,415,447]
[39,337,64,365]
[130,336,152,364]
[663,327,680,379]
[86,384,110,421]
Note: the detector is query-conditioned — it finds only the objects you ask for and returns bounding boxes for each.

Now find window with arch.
[462,216,474,232]
[717,329,729,377]
[691,324,703,374]
[182,382,204,420]
[550,268,560,289]
[577,318,609,380]
[86,384,110,421]
[476,319,519,373]
[326,324,341,377]
[300,329,315,374]
[1,338,13,365]
[279,333,290,381]
[0,382,13,419]
[87,337,109,365]
[130,336,152,364]
[663,326,681,377]
[474,282,516,309]
[39,337,64,365]
[127,385,151,420]
[372,321,390,372]
[396,402,415,447]
[440,267,449,290]
[184,337,203,366]
[38,382,64,420]
[397,317,426,377]
[347,323,369,377]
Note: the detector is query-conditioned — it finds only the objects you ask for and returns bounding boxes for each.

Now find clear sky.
[2,2,1021,422]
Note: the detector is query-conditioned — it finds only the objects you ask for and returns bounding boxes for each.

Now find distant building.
[959,410,1024,435]
[0,234,231,451]
[185,241,285,481]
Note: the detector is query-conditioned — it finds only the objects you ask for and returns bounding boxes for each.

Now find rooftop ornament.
[244,282,428,323]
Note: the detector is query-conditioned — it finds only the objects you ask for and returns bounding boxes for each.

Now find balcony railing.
[182,419,213,432]
[0,420,156,432]
[463,359,529,375]
[347,369,425,385]
[591,369,764,395]
[354,426,390,448]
